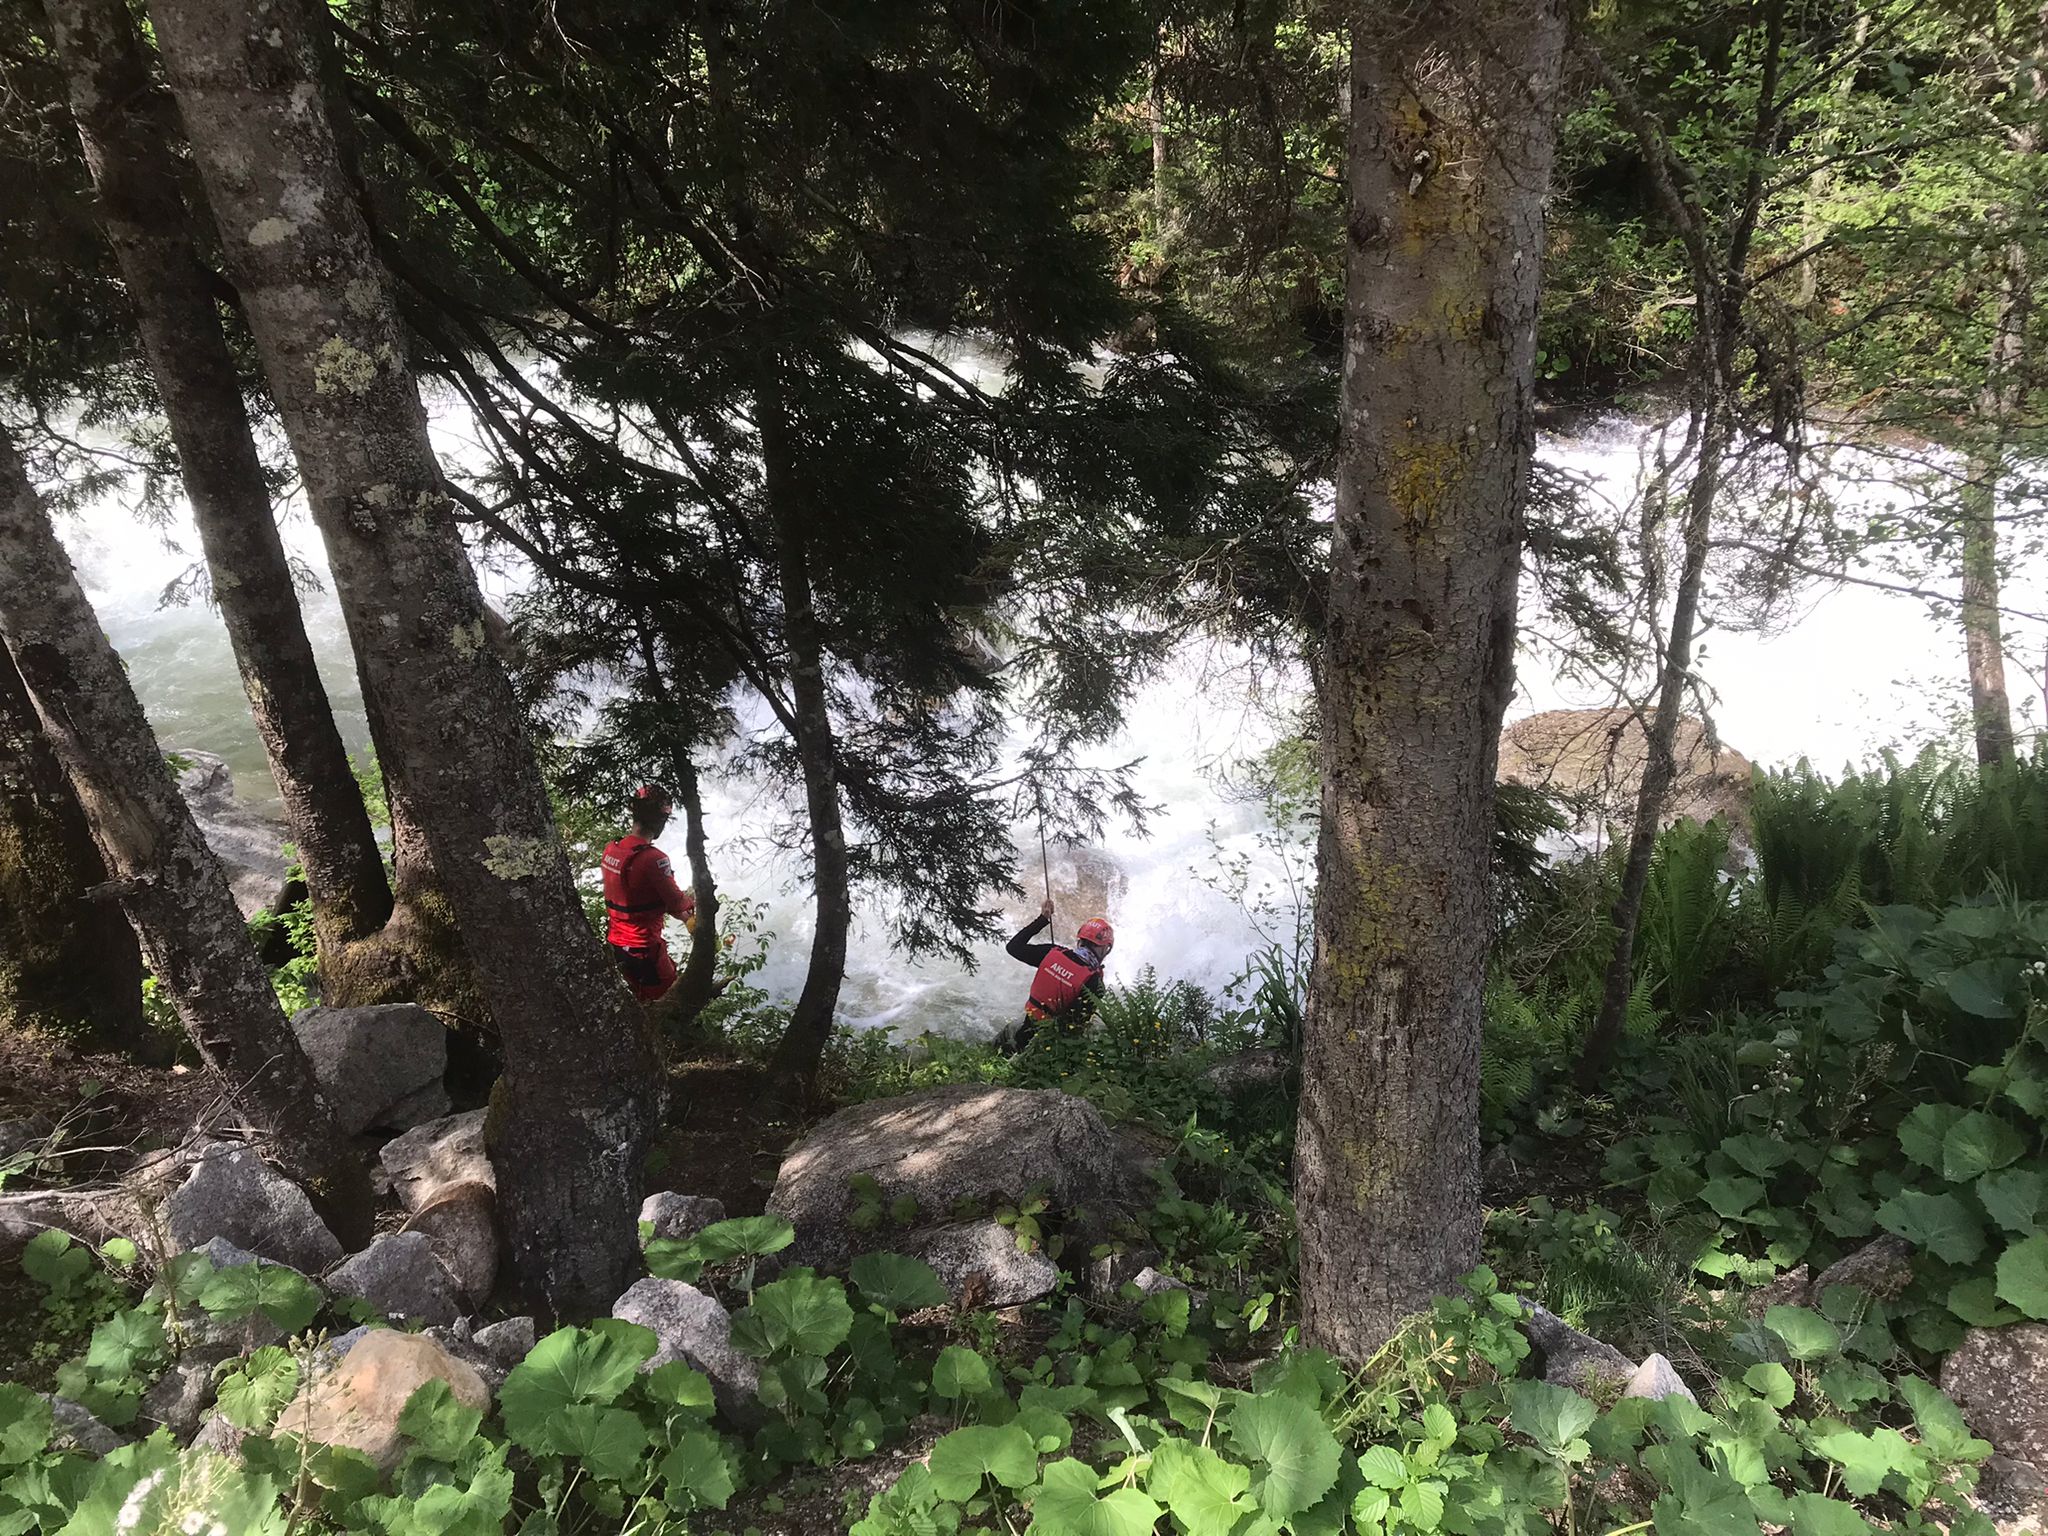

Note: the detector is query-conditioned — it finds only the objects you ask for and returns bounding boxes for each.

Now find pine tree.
[42,0,395,967]
[0,421,362,1222]
[1296,0,1567,1359]
[149,0,660,1311]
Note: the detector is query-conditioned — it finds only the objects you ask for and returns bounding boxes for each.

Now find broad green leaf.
[1147,1438,1253,1533]
[642,1362,716,1414]
[1977,1168,2045,1234]
[1996,1233,2048,1318]
[499,1324,653,1446]
[734,1273,854,1359]
[303,1444,381,1502]
[84,1310,165,1376]
[1786,1491,1877,1536]
[931,1345,994,1400]
[848,1252,950,1314]
[1763,1306,1842,1363]
[217,1347,301,1432]
[686,1215,795,1263]
[199,1262,322,1332]
[928,1423,1039,1500]
[660,1428,736,1510]
[1807,1423,1915,1497]
[20,1231,87,1296]
[1898,1105,1963,1170]
[1721,1135,1792,1179]
[1946,1276,2019,1327]
[1504,1380,1597,1462]
[1942,1112,2028,1182]
[1226,1391,1342,1517]
[1357,1444,1408,1489]
[1398,1478,1447,1532]
[1420,1403,1457,1447]
[1354,1487,1394,1527]
[1027,1457,1162,1536]
[549,1402,649,1481]
[1944,960,2017,1019]
[1699,1176,1765,1220]
[1742,1363,1795,1408]
[1897,1376,1985,1464]
[0,1385,52,1466]
[1875,1190,1985,1264]
[398,1378,483,1462]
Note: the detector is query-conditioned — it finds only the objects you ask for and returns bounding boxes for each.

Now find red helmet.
[1077,917,1115,954]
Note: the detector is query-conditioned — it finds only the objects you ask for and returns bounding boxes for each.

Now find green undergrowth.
[0,1210,2008,1536]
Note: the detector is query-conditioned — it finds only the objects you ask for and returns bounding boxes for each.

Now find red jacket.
[601,834,694,951]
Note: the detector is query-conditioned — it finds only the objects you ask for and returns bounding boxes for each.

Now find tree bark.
[42,0,393,966]
[149,0,659,1314]
[0,640,149,1054]
[759,379,852,1092]
[669,754,722,1020]
[0,424,359,1209]
[1296,0,1565,1362]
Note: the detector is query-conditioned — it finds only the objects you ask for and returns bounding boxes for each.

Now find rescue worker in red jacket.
[1001,898,1113,1052]
[601,784,697,1001]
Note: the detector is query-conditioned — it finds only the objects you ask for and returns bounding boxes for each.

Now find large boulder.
[170,751,291,919]
[326,1233,462,1329]
[39,1395,123,1455]
[403,1181,499,1307]
[290,1005,449,1136]
[423,1316,534,1395]
[900,1220,1060,1308]
[379,1110,492,1211]
[640,1192,726,1245]
[139,1360,214,1443]
[273,1330,490,1477]
[161,1147,343,1273]
[766,1085,1153,1274]
[1943,1324,2048,1471]
[611,1278,761,1427]
[1811,1236,1915,1304]
[1522,1304,1637,1394]
[1497,709,1752,847]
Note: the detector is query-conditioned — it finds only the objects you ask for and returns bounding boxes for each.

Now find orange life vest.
[1026,947,1101,1022]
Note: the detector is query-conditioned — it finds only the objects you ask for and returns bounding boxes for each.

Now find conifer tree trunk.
[669,756,722,1019]
[0,641,148,1053]
[43,0,393,965]
[1297,0,1565,1361]
[0,424,359,1208]
[759,380,851,1091]
[149,0,658,1312]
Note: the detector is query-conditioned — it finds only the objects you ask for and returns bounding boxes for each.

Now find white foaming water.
[46,395,2042,1040]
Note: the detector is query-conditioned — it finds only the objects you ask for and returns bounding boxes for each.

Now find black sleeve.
[1007,914,1054,966]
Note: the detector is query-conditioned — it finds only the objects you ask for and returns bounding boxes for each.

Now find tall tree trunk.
[150,0,659,1313]
[1296,0,1565,1362]
[0,641,149,1054]
[759,381,852,1092]
[669,755,722,1020]
[1957,4,2046,769]
[1578,396,1727,1084]
[321,678,486,1021]
[43,0,393,967]
[0,424,361,1219]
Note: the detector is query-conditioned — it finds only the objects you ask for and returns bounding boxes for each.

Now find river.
[49,395,2039,1039]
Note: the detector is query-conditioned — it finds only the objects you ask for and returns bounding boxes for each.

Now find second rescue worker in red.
[601,784,696,1001]
[1001,897,1114,1052]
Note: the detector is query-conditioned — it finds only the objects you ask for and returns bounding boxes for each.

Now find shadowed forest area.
[3,0,2048,1533]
